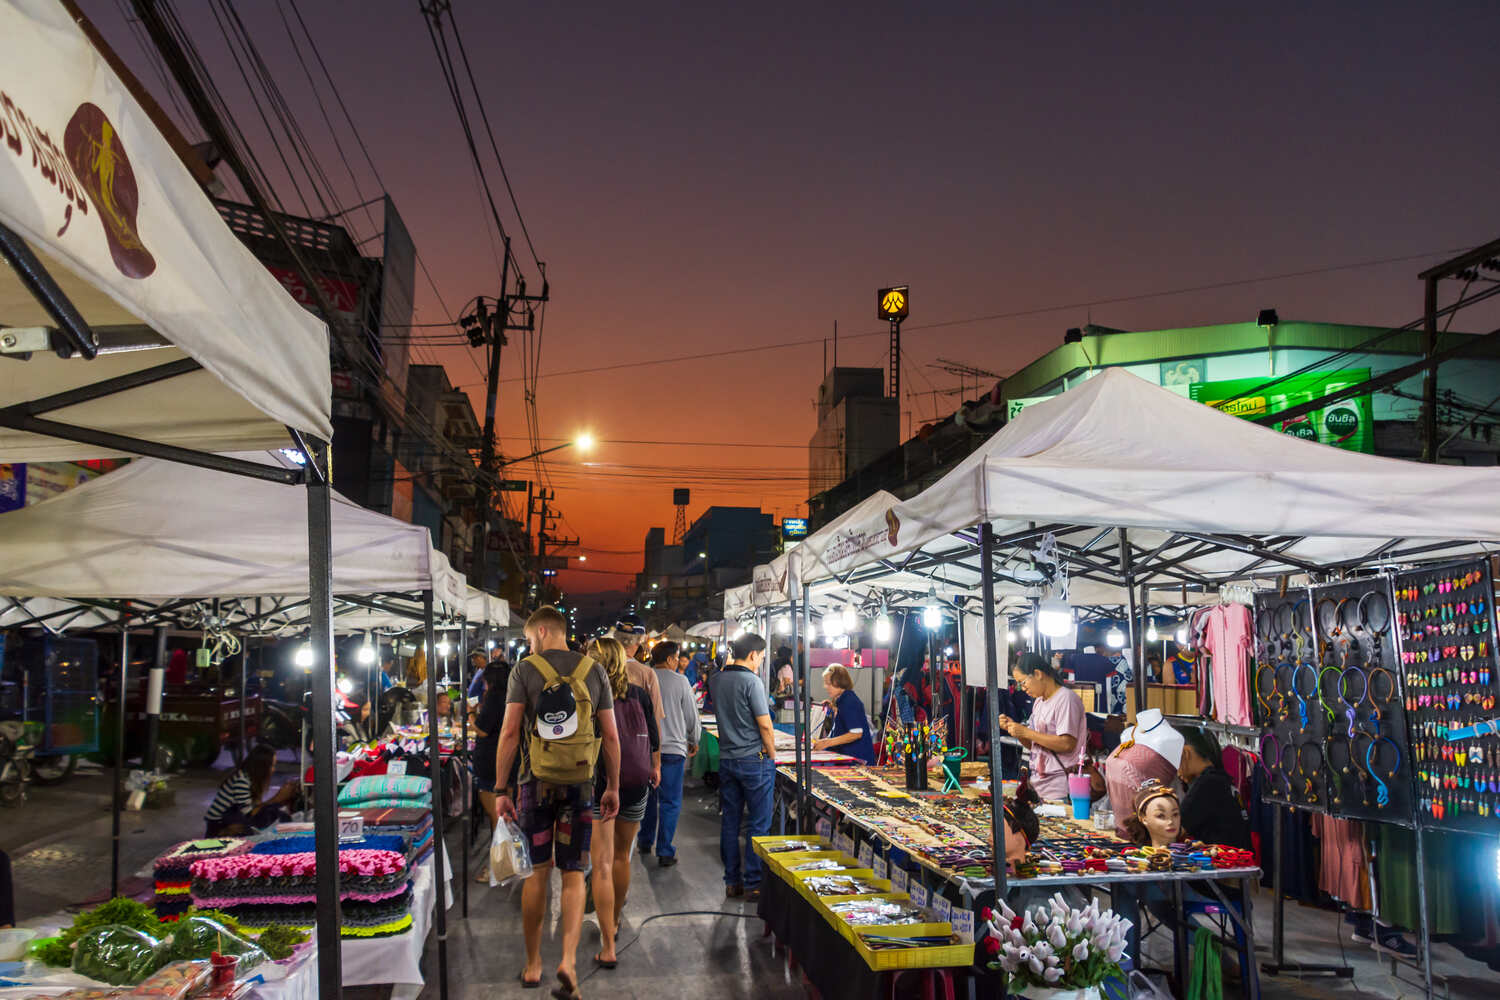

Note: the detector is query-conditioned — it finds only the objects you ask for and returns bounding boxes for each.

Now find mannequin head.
[1125,780,1181,847]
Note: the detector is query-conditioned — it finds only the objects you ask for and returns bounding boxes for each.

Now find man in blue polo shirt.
[708,632,776,902]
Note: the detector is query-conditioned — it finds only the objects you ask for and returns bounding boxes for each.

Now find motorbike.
[0,720,36,806]
[260,684,367,753]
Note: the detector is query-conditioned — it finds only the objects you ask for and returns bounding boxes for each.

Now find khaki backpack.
[525,653,599,785]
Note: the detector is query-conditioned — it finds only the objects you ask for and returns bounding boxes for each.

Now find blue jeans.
[639,753,687,857]
[719,754,775,888]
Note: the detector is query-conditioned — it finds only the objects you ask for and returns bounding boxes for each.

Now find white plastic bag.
[489,816,532,887]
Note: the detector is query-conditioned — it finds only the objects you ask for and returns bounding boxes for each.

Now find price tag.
[873,854,889,879]
[337,810,364,842]
[835,830,854,855]
[951,907,975,943]
[892,866,909,892]
[933,896,953,923]
[816,817,833,841]
[858,841,874,868]
[910,881,931,908]
[387,759,407,777]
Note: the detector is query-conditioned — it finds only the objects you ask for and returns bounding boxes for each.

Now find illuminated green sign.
[1189,369,1374,453]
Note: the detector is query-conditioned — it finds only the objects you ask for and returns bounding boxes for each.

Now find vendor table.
[694,716,858,778]
[775,765,1263,998]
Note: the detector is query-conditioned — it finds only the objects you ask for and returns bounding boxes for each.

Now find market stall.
[735,368,1500,997]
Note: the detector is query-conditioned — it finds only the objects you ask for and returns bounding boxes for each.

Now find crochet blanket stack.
[190,848,413,938]
[151,837,250,920]
[356,807,435,866]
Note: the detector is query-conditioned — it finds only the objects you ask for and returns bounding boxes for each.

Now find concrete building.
[808,367,900,498]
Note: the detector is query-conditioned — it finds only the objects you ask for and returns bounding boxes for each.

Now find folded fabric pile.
[151,837,250,920]
[249,832,408,857]
[357,806,435,866]
[190,848,413,938]
[337,774,432,811]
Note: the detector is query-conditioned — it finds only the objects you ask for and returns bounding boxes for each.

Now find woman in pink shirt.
[998,652,1087,801]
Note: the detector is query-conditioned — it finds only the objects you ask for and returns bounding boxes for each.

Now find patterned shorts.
[517,779,594,871]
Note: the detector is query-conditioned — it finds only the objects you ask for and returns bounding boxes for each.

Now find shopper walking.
[709,633,776,901]
[639,641,700,864]
[470,662,510,883]
[583,637,658,967]
[494,607,621,997]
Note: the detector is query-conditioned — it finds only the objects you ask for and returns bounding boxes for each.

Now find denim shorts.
[517,779,593,871]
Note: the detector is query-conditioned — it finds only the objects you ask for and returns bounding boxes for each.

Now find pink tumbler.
[1067,774,1093,820]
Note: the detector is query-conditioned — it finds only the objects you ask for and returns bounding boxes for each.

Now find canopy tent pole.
[1118,530,1142,713]
[237,615,249,761]
[146,626,166,769]
[980,524,1008,902]
[304,442,343,998]
[789,599,802,833]
[800,595,813,827]
[423,590,450,1000]
[110,623,127,898]
[460,614,470,920]
[1136,584,1150,710]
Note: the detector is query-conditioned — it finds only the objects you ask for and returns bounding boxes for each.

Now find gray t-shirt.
[506,649,614,784]
[709,665,770,760]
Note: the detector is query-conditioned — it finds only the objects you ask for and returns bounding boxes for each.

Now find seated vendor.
[1178,728,1251,849]
[813,665,876,763]
[203,744,296,836]
[998,653,1085,801]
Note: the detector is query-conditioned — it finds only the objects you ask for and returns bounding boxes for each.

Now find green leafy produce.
[161,915,265,973]
[29,935,69,967]
[35,897,161,967]
[70,925,163,985]
[254,925,309,960]
[177,906,251,939]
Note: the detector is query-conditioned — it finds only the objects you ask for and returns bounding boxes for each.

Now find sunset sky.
[86,1,1500,596]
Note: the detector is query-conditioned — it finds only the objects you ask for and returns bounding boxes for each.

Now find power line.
[456,245,1472,389]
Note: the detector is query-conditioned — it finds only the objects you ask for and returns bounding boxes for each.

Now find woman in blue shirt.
[813,664,876,764]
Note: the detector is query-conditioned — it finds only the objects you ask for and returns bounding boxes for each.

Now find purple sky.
[85,0,1500,593]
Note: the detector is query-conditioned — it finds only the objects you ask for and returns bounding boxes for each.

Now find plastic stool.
[1182,899,1249,982]
[886,968,956,1000]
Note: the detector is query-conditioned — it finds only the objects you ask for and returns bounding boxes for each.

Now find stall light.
[1006,629,1017,643]
[1105,627,1126,649]
[294,644,314,669]
[436,640,451,657]
[775,616,792,635]
[808,621,820,642]
[733,628,746,640]
[822,610,845,638]
[873,615,892,644]
[943,646,954,658]
[337,677,353,695]
[922,606,942,630]
[1037,598,1073,638]
[485,639,495,651]
[1020,625,1032,640]
[1175,626,1188,645]
[356,633,376,665]
[507,639,518,648]
[841,605,859,634]
[1146,623,1159,642]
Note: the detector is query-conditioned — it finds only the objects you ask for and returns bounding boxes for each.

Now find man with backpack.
[709,632,777,902]
[495,606,621,997]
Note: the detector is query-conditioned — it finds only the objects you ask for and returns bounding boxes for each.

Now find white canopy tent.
[0,457,458,605]
[0,0,330,461]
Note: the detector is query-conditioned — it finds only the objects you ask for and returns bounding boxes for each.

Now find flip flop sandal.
[519,971,542,989]
[552,969,582,1000]
[594,952,618,969]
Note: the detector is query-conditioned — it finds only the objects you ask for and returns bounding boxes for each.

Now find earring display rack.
[1393,557,1500,834]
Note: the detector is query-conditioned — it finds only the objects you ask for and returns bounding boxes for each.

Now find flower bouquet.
[979,893,1130,1000]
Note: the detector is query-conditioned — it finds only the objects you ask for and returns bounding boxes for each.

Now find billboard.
[782,517,808,539]
[1190,369,1374,453]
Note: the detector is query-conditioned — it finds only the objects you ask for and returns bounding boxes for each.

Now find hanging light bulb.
[808,621,819,642]
[873,615,892,643]
[1146,622,1159,642]
[922,606,942,630]
[841,605,859,634]
[436,639,451,657]
[356,639,376,665]
[1020,624,1032,640]
[822,610,844,637]
[943,646,954,658]
[1175,626,1188,645]
[1006,629,1017,643]
[1105,627,1126,649]
[294,644,314,669]
[485,639,496,651]
[337,676,354,695]
[1037,597,1074,638]
[775,616,792,635]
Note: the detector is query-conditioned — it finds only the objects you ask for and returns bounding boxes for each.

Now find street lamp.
[497,433,596,468]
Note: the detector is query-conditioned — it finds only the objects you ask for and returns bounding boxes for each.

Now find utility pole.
[469,250,548,602]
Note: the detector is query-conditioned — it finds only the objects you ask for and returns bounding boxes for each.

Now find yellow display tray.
[751,834,831,863]
[790,869,882,905]
[817,892,916,942]
[767,851,861,878]
[849,922,973,971]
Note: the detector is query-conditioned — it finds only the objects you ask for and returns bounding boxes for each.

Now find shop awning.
[0,0,331,461]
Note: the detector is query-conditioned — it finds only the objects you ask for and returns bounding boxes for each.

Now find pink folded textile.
[190,848,405,882]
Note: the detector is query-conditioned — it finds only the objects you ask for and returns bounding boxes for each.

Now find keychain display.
[1308,577,1412,823]
[1252,589,1325,810]
[1393,557,1500,832]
